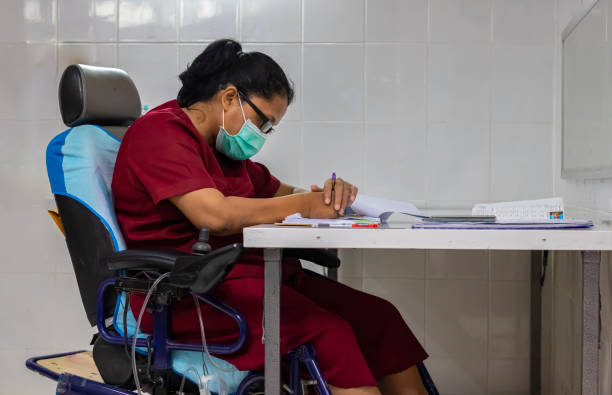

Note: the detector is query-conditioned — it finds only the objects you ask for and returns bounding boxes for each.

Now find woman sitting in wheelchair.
[111,38,428,395]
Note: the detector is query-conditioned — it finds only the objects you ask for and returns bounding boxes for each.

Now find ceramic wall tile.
[240,0,300,42]
[59,0,116,42]
[303,44,364,122]
[119,0,178,41]
[179,0,238,41]
[304,0,364,42]
[0,0,56,43]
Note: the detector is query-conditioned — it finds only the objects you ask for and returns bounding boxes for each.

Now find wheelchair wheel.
[235,373,264,395]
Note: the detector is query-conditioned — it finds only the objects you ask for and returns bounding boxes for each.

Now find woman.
[112,39,428,395]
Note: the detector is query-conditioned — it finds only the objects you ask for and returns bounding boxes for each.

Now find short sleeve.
[246,160,280,198]
[125,115,217,204]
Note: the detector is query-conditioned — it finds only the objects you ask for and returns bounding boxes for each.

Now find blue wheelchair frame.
[26,276,332,395]
[26,269,437,395]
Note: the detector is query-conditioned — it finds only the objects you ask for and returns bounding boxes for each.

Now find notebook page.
[348,195,424,221]
[282,213,380,226]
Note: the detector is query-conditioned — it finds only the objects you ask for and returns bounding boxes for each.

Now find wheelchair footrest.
[31,351,103,383]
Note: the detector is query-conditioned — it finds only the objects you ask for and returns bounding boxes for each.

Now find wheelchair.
[25,64,439,395]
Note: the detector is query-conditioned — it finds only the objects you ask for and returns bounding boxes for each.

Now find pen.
[313,223,349,228]
[313,223,380,228]
[331,172,336,193]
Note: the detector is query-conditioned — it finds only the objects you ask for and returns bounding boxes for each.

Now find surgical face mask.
[215,97,267,160]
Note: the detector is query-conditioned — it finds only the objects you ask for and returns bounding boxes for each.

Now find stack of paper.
[416,197,592,229]
[412,219,593,230]
[472,198,565,220]
[281,213,380,227]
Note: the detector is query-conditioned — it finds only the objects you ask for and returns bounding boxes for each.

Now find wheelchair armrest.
[169,243,243,294]
[107,243,243,294]
[106,249,186,272]
[283,248,341,268]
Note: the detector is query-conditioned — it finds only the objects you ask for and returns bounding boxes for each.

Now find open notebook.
[281,195,423,227]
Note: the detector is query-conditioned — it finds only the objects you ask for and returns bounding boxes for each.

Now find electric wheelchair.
[25,64,439,395]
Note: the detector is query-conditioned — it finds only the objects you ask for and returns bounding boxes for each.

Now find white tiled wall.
[551,0,612,394]
[0,0,560,394]
[340,250,532,395]
[554,0,612,219]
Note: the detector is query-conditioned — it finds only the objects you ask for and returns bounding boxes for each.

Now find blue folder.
[412,220,593,230]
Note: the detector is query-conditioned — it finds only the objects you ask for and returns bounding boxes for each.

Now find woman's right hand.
[303,192,339,219]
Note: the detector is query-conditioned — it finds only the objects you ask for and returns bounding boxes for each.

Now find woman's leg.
[292,270,429,394]
[329,384,382,395]
[377,366,427,395]
[160,277,383,390]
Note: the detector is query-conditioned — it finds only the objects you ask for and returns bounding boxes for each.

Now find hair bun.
[177,38,294,108]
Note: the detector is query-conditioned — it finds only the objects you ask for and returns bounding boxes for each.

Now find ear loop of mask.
[237,96,247,122]
[221,95,248,131]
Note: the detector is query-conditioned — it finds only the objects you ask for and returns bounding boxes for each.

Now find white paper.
[282,213,380,226]
[472,197,565,220]
[347,195,424,221]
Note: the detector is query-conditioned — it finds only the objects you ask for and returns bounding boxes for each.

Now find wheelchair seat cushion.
[114,293,249,394]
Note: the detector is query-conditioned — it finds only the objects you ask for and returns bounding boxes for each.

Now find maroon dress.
[111,100,428,388]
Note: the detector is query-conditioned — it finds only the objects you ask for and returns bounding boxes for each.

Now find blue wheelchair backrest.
[47,125,125,251]
[47,64,141,325]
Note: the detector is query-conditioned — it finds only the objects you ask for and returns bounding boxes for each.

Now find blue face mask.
[215,97,267,160]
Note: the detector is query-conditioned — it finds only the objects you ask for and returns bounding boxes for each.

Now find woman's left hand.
[310,176,358,215]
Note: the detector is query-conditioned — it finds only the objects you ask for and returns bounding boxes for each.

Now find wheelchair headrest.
[59,64,141,127]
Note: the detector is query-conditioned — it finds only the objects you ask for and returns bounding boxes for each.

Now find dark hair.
[177,39,295,108]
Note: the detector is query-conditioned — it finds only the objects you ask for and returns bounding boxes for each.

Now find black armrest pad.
[283,249,341,268]
[106,249,186,272]
[169,243,243,294]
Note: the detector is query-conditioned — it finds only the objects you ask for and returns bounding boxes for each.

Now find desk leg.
[264,248,282,394]
[582,251,601,395]
[531,251,543,395]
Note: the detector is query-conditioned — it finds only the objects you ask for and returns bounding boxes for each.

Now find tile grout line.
[299,0,305,188]
[424,0,430,346]
[423,250,429,352]
[176,0,180,90]
[486,249,492,392]
[237,0,242,42]
[175,0,179,43]
[488,0,494,206]
[54,0,60,128]
[115,0,120,70]
[361,0,366,191]
[551,0,560,200]
[424,0,431,208]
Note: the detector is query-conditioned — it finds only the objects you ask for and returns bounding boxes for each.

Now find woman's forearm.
[218,193,312,234]
[274,182,305,197]
[170,187,316,236]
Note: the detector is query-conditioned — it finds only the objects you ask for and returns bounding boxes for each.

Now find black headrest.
[59,64,142,127]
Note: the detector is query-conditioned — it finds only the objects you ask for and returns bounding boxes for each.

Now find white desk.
[243,223,612,395]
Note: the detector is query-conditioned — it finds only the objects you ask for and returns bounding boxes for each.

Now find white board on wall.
[562,0,612,179]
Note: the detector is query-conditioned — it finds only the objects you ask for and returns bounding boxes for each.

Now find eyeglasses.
[237,90,275,134]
